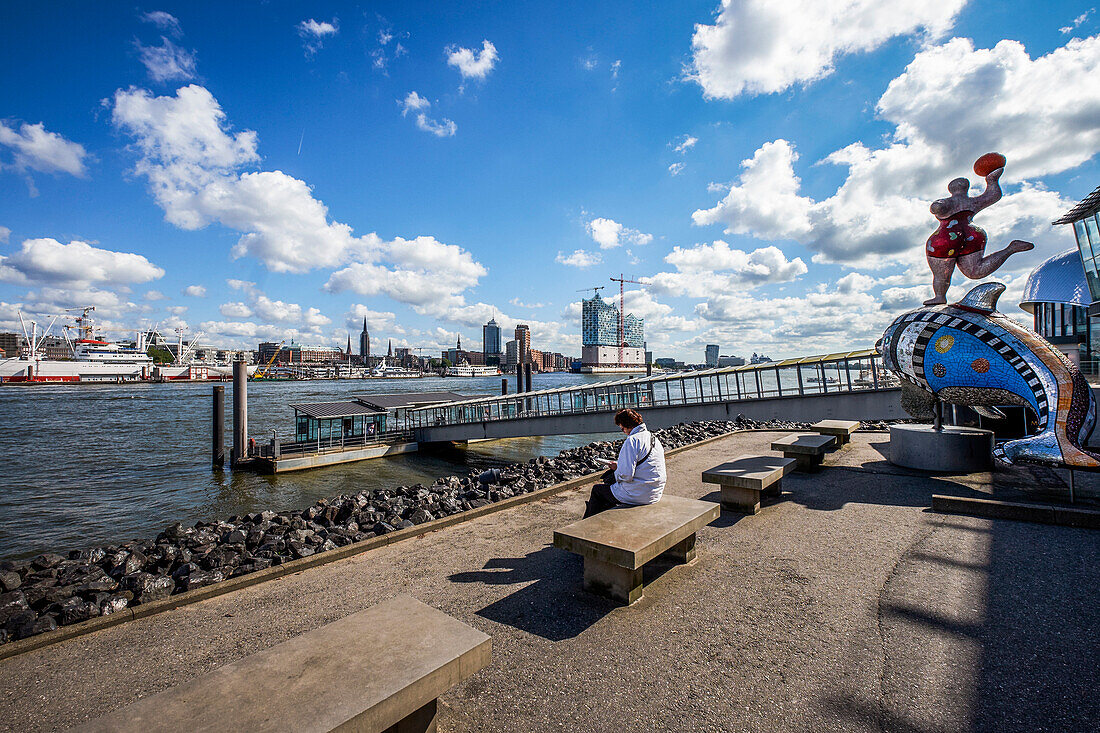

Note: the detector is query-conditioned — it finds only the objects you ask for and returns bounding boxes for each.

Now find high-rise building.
[358,318,370,358]
[514,324,531,354]
[580,293,645,371]
[483,318,501,358]
[705,344,719,367]
[504,339,518,368]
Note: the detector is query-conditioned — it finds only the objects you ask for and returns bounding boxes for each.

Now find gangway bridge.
[409,349,904,443]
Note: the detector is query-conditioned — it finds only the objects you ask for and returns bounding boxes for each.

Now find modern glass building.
[705,344,719,367]
[482,318,501,358]
[1019,248,1092,367]
[1054,184,1100,302]
[582,293,644,347]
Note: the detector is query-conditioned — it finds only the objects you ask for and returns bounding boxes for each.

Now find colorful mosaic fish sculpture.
[878,282,1100,469]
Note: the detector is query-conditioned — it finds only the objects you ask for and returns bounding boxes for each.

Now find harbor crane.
[576,286,606,298]
[255,340,287,379]
[609,274,642,367]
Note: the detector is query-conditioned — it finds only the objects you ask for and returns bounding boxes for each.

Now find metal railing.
[256,429,415,458]
[407,349,895,431]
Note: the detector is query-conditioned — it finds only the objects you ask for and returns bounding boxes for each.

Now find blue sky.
[1,1,1098,360]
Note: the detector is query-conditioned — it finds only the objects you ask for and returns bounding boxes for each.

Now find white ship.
[370,358,422,379]
[445,361,501,377]
[0,308,153,383]
[0,307,237,383]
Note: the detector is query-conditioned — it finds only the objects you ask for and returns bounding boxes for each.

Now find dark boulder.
[30,553,65,571]
[0,571,21,593]
[120,572,175,604]
[59,597,100,626]
[4,609,38,640]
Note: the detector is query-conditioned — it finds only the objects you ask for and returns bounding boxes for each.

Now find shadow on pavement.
[450,545,616,641]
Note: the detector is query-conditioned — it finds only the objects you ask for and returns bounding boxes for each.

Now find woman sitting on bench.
[583,408,667,518]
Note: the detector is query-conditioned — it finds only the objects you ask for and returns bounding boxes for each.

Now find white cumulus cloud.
[556,249,602,268]
[446,40,499,80]
[688,0,965,99]
[0,238,164,287]
[0,122,89,177]
[182,284,206,297]
[586,217,653,249]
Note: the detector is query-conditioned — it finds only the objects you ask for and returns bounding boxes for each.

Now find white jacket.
[610,424,666,505]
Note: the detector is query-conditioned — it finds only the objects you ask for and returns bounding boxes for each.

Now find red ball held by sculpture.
[973,152,1007,178]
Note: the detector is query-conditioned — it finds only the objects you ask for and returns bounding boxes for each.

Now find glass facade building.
[582,293,644,347]
[483,318,501,357]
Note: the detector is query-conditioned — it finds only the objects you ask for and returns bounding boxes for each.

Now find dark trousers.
[584,480,620,518]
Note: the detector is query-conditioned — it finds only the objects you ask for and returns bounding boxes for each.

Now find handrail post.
[775,366,782,397]
[754,369,762,398]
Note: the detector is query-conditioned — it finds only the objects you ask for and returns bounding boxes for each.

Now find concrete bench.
[811,419,860,446]
[553,495,719,605]
[771,433,836,472]
[701,455,796,514]
[78,595,491,733]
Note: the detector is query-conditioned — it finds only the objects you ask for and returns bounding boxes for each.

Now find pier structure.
[249,391,468,473]
[408,348,903,443]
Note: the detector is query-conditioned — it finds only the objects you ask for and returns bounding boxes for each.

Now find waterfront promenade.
[2,431,1097,732]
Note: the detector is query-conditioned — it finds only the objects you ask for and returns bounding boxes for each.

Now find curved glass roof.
[1018,248,1091,313]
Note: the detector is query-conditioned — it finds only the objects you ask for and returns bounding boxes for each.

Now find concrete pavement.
[1,430,1097,732]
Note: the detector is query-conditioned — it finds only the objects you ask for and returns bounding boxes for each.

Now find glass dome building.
[1019,248,1091,367]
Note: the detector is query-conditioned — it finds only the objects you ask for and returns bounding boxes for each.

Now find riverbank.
[0,417,835,648]
[2,429,1096,732]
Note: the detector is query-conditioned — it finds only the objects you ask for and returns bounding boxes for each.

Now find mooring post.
[647,362,652,377]
[524,363,532,393]
[212,385,225,468]
[516,358,523,394]
[231,359,248,467]
[501,378,508,395]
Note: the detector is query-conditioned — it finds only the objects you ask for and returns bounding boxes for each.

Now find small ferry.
[445,361,501,377]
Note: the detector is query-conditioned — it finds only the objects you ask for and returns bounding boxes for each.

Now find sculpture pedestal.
[889,424,994,472]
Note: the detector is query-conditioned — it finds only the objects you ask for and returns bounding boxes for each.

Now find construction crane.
[609,274,641,367]
[576,286,606,298]
[255,340,286,379]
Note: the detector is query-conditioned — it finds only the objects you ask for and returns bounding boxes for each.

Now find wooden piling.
[212,385,225,468]
[232,360,247,467]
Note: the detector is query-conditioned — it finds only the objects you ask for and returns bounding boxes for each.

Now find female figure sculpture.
[924,154,1034,305]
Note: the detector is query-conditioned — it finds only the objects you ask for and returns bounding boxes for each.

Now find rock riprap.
[0,418,824,645]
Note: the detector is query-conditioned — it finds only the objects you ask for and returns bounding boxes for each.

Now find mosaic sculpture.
[924,152,1034,306]
[878,282,1100,469]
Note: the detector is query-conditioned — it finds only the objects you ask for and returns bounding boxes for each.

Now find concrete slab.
[771,433,836,455]
[811,420,860,445]
[772,434,836,472]
[77,595,490,733]
[701,454,796,490]
[553,495,719,569]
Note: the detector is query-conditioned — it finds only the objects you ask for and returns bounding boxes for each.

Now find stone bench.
[771,433,836,472]
[811,419,860,447]
[78,595,491,733]
[553,495,719,605]
[701,455,796,514]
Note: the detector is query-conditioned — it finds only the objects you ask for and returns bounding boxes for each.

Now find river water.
[0,373,625,559]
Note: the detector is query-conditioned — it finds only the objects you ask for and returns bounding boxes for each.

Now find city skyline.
[2,2,1099,361]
